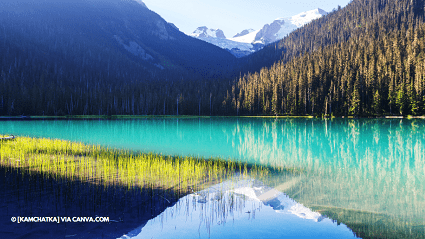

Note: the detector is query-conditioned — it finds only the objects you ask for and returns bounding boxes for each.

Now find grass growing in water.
[0,135,278,197]
[2,135,421,238]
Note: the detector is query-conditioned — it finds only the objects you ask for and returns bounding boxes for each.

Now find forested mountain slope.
[229,0,425,116]
[1,0,424,117]
[239,0,424,74]
[0,0,237,116]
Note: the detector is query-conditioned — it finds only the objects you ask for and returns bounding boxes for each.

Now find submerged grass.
[0,135,279,197]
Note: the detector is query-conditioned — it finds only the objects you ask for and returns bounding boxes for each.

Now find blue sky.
[142,0,352,37]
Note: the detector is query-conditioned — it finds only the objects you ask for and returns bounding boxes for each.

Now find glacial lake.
[1,117,424,238]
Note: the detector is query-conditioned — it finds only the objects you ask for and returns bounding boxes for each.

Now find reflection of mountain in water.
[120,178,356,239]
[231,180,325,222]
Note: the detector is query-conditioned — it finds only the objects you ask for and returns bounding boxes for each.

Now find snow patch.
[195,36,254,52]
[290,8,327,27]
[230,29,261,44]
[190,26,226,39]
[233,29,255,38]
[274,18,298,39]
[130,0,147,8]
[189,8,327,57]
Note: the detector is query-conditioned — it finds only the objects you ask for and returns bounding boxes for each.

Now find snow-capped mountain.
[190,26,226,38]
[190,8,327,57]
[189,26,256,57]
[189,27,254,57]
[133,0,147,8]
[233,29,255,38]
[231,8,328,45]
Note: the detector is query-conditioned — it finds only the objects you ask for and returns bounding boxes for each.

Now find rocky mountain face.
[190,27,226,39]
[190,9,327,58]
[233,29,255,38]
[251,19,290,44]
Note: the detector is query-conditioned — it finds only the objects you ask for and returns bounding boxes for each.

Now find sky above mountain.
[142,0,351,37]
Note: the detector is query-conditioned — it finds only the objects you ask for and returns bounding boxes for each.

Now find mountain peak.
[190,26,226,39]
[233,29,255,38]
[289,8,327,27]
[133,0,147,8]
[316,8,327,15]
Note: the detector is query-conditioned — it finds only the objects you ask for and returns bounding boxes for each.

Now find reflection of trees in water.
[235,119,425,223]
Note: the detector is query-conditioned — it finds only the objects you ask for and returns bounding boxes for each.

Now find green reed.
[0,135,277,196]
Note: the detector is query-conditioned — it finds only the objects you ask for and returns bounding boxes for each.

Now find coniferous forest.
[232,0,425,116]
[1,0,425,117]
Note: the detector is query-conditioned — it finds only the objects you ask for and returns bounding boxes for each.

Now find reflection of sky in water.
[1,118,425,221]
[120,179,356,239]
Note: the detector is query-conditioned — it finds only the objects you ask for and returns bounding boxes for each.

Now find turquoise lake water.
[1,117,424,236]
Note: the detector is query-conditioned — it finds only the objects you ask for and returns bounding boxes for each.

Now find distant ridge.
[233,29,255,38]
[190,8,327,57]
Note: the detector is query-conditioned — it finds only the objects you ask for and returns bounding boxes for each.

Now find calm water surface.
[1,118,424,237]
[120,179,356,239]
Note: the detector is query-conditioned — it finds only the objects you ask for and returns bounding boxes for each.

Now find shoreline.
[0,115,424,120]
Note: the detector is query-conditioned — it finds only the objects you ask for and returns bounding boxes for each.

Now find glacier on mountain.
[190,26,226,39]
[233,29,255,38]
[190,8,327,57]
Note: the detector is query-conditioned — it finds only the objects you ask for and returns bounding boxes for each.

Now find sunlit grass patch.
[0,135,281,196]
